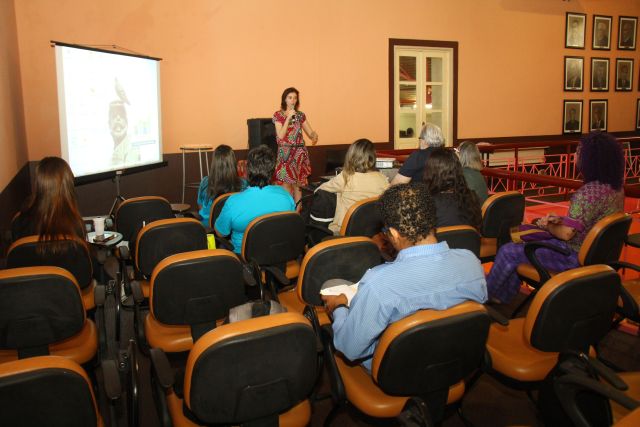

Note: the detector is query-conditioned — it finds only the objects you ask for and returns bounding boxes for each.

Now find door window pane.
[425,85,443,110]
[399,112,417,138]
[399,56,416,82]
[425,57,443,83]
[399,85,416,109]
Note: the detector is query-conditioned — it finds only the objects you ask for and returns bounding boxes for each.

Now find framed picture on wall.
[589,100,607,132]
[563,100,583,134]
[592,15,612,50]
[564,56,584,91]
[636,99,640,130]
[591,58,610,91]
[618,16,637,50]
[616,58,634,91]
[566,12,586,49]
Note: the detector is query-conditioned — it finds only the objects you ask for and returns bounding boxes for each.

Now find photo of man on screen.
[109,83,140,168]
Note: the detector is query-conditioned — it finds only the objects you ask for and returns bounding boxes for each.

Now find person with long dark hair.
[487,132,625,304]
[316,138,389,234]
[272,87,319,204]
[12,157,86,250]
[422,148,482,230]
[214,145,295,253]
[197,145,246,226]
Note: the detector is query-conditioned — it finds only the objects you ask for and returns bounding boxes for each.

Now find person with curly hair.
[423,147,482,229]
[322,183,487,371]
[487,132,625,304]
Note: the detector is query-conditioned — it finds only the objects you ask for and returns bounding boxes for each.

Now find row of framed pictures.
[563,100,607,134]
[566,13,637,50]
[564,57,635,91]
[562,99,640,134]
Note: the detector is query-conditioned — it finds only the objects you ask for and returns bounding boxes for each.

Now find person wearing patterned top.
[487,132,625,304]
[272,87,318,204]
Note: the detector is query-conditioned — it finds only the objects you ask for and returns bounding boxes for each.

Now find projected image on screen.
[55,45,162,177]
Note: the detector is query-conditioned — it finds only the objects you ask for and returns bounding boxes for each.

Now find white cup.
[93,217,106,236]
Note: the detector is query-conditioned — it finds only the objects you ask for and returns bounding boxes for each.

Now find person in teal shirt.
[215,145,295,253]
[197,145,246,227]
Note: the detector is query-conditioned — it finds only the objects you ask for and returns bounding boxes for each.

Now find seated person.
[487,132,625,304]
[197,144,246,226]
[457,141,489,204]
[11,157,103,279]
[316,138,389,234]
[322,183,487,370]
[390,123,444,185]
[214,145,295,253]
[423,148,482,229]
[12,157,87,243]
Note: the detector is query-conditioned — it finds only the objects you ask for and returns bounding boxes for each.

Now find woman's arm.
[275,109,296,140]
[302,121,318,145]
[390,173,411,185]
[536,214,576,241]
[317,172,346,193]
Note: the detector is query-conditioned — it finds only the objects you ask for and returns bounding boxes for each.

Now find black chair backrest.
[209,193,236,229]
[135,218,207,277]
[435,226,481,258]
[6,236,93,289]
[0,356,99,427]
[579,213,632,266]
[151,249,246,340]
[527,265,620,353]
[373,302,490,397]
[242,212,305,266]
[341,197,383,237]
[115,196,174,242]
[480,191,525,243]
[0,267,85,358]
[298,237,382,307]
[185,313,317,425]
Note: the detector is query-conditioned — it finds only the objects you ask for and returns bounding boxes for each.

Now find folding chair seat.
[323,302,490,424]
[479,191,525,262]
[278,237,382,328]
[242,212,306,299]
[149,312,317,427]
[7,235,97,310]
[0,356,118,427]
[436,225,481,257]
[131,249,247,353]
[0,267,98,364]
[132,218,208,298]
[485,265,620,385]
[514,213,631,316]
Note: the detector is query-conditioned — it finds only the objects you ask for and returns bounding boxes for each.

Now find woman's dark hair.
[247,145,276,188]
[423,147,482,230]
[280,87,300,111]
[206,145,242,201]
[379,183,436,244]
[20,157,86,253]
[578,132,624,190]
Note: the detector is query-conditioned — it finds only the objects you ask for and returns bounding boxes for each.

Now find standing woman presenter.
[272,87,319,203]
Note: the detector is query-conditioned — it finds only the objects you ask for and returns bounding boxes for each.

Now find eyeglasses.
[381,225,390,235]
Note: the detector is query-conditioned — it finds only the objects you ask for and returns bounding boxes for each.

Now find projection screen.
[54,43,162,178]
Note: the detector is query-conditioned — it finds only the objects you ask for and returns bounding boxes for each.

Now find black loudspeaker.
[247,118,277,154]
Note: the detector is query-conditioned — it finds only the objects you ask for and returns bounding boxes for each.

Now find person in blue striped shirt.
[322,183,487,371]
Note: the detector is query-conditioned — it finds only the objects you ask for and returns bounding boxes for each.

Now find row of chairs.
[2,191,640,426]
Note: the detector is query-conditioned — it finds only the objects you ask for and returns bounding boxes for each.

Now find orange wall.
[0,0,28,189]
[12,0,640,161]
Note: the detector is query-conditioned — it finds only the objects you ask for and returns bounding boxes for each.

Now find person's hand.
[322,294,348,314]
[536,213,559,229]
[311,132,318,145]
[286,108,297,119]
